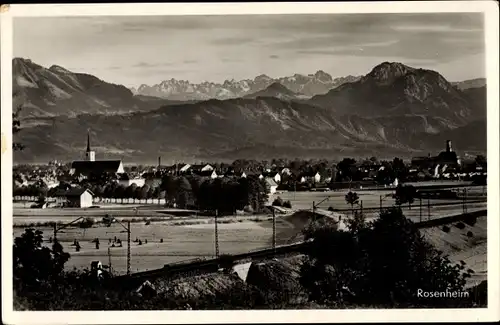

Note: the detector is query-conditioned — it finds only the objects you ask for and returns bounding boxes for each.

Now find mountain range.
[132,71,361,101]
[12,58,189,118]
[12,58,486,163]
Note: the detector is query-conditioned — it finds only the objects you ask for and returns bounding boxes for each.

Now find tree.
[345,191,359,216]
[475,155,487,168]
[13,229,70,287]
[393,185,417,209]
[161,175,178,205]
[272,196,284,207]
[177,177,192,209]
[300,207,474,306]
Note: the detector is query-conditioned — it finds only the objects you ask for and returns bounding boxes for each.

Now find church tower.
[85,131,96,162]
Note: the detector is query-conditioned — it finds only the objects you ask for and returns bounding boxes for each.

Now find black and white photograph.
[1,1,499,323]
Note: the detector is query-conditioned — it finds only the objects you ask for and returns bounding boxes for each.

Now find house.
[196,170,218,179]
[265,177,278,194]
[262,172,281,184]
[117,173,146,187]
[224,169,247,178]
[191,164,214,173]
[54,187,94,208]
[298,171,321,184]
[164,163,191,175]
[280,168,292,176]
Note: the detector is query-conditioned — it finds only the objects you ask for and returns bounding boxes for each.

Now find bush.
[442,225,451,233]
[464,216,477,227]
[272,197,284,207]
[79,218,95,229]
[327,206,334,212]
[455,222,466,230]
[282,200,292,209]
[261,207,272,215]
[467,231,473,237]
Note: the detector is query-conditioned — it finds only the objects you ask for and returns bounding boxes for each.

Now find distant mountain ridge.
[309,62,478,123]
[451,78,486,90]
[12,58,185,118]
[133,71,361,100]
[13,59,486,163]
[243,82,309,100]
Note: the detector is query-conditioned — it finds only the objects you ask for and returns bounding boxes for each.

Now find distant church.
[411,140,461,171]
[70,131,124,178]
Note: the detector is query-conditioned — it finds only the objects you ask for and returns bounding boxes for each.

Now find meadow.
[12,220,278,275]
[12,184,486,275]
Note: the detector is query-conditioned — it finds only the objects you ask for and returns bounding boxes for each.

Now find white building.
[265,177,278,194]
[55,188,94,208]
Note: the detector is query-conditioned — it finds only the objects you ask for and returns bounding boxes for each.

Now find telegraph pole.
[360,200,363,215]
[379,195,382,213]
[463,188,468,214]
[419,197,422,223]
[108,246,112,275]
[215,209,220,258]
[427,196,431,221]
[127,221,131,276]
[272,207,276,254]
[53,222,57,242]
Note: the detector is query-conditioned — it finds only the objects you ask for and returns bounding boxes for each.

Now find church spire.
[85,129,96,161]
[86,130,91,152]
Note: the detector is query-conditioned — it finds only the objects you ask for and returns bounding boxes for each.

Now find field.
[12,219,276,275]
[12,184,487,275]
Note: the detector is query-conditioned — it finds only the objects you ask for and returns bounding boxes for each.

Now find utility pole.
[127,221,131,276]
[215,209,219,258]
[272,208,276,254]
[463,188,468,214]
[379,195,382,213]
[53,222,57,242]
[108,246,112,275]
[360,200,363,215]
[427,196,431,221]
[419,197,422,223]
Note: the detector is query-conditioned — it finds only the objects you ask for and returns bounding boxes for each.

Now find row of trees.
[15,175,270,214]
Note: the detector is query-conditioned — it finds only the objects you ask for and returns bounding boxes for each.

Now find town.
[13,134,487,210]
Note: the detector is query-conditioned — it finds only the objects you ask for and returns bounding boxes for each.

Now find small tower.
[445,140,452,153]
[85,130,96,162]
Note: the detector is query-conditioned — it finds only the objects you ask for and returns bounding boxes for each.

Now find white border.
[1,1,499,324]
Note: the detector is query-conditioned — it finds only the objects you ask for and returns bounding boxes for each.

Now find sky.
[13,13,485,88]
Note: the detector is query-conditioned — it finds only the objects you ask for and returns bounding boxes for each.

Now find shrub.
[283,200,292,209]
[464,216,477,227]
[261,207,272,215]
[467,231,473,237]
[79,218,95,229]
[327,206,334,212]
[272,197,284,207]
[455,222,466,230]
[442,225,451,233]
